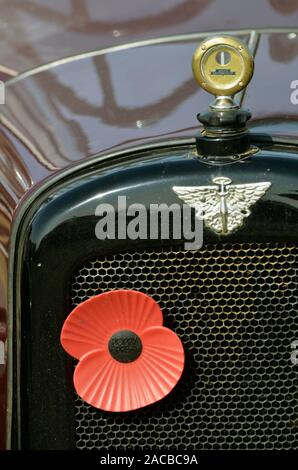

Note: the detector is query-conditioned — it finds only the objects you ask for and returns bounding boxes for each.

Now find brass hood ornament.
[191,36,256,162]
[173,177,271,235]
[192,35,254,109]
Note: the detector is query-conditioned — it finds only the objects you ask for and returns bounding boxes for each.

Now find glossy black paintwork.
[15,142,298,448]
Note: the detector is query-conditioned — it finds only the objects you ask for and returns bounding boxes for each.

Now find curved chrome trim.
[0,64,18,78]
[236,30,260,106]
[7,27,298,86]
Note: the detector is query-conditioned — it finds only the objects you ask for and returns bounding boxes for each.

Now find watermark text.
[95,196,203,250]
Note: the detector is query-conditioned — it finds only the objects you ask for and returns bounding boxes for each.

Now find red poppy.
[61,290,184,412]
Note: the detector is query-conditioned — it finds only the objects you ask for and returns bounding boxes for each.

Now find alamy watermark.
[0,340,4,365]
[290,80,298,104]
[291,340,298,365]
[95,196,203,250]
[0,81,5,104]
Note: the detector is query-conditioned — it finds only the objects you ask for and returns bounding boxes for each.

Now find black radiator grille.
[70,243,298,450]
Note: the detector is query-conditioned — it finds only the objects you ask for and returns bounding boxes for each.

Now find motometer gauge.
[191,35,257,161]
[192,36,254,99]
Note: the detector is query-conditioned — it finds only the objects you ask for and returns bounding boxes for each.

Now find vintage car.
[0,0,297,450]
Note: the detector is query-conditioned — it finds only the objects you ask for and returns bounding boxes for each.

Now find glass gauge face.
[192,36,254,96]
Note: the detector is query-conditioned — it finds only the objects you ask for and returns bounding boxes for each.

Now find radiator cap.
[192,35,256,162]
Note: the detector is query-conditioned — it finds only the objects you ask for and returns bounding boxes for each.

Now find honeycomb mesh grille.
[71,243,298,450]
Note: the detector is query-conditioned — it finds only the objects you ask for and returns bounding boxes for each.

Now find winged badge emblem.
[173,177,271,235]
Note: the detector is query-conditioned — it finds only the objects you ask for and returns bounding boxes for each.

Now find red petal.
[74,326,184,412]
[61,290,163,359]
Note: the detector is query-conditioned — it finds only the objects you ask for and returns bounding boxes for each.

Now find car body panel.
[0,0,297,72]
[1,31,298,191]
[0,10,297,449]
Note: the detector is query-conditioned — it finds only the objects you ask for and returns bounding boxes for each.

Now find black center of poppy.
[108,330,142,363]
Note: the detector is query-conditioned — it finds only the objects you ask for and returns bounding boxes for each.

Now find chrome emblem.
[173,177,271,235]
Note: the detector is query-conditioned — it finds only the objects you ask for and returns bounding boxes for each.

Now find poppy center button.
[108,330,142,363]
